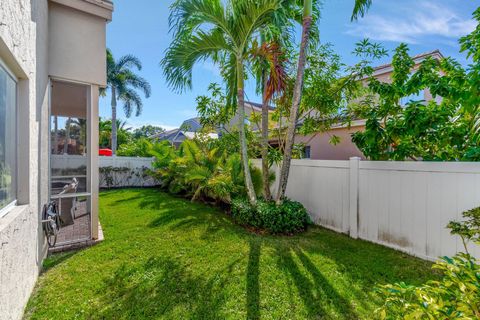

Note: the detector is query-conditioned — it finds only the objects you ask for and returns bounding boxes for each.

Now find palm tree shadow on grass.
[135,193,244,239]
[94,256,240,319]
[246,239,261,320]
[272,242,359,319]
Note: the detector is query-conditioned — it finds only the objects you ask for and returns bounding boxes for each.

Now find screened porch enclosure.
[49,80,98,248]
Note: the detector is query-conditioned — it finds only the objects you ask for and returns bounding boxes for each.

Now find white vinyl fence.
[99,156,158,188]
[254,158,480,260]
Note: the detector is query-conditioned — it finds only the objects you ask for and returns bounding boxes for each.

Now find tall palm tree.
[162,0,283,205]
[276,0,374,202]
[253,0,320,200]
[105,49,151,155]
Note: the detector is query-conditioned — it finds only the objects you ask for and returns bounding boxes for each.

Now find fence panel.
[99,156,158,188]
[255,159,480,260]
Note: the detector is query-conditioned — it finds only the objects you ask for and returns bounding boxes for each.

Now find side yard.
[26,189,437,319]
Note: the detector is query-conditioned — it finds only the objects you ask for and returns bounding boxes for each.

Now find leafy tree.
[276,0,375,202]
[99,118,132,149]
[104,49,151,155]
[162,0,286,205]
[132,125,165,139]
[351,9,480,161]
[117,138,154,157]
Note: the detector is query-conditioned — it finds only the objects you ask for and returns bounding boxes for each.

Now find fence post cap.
[349,157,361,161]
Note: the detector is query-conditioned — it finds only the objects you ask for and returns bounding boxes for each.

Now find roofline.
[370,50,444,78]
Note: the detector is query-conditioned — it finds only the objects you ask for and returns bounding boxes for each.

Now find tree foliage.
[132,125,165,139]
[351,9,480,161]
[149,139,265,204]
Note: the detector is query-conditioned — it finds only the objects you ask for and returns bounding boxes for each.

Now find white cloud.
[346,1,476,45]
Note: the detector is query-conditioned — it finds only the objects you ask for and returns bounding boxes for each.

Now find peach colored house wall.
[295,125,365,160]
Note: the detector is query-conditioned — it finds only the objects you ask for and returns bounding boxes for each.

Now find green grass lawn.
[26,189,437,319]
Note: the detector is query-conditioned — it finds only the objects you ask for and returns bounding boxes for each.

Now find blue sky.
[100,0,478,130]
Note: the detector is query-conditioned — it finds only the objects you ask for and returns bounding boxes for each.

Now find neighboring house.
[294,50,444,160]
[152,101,270,147]
[0,1,113,319]
[152,128,218,148]
[180,116,203,132]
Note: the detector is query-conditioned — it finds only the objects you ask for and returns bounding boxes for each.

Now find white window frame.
[0,58,18,218]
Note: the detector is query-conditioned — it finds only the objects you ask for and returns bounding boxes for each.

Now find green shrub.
[231,198,311,234]
[150,139,267,204]
[376,206,480,319]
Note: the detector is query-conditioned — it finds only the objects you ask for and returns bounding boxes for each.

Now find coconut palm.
[161,0,284,205]
[105,49,151,155]
[276,0,374,202]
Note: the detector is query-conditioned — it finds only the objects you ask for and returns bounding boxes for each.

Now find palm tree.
[105,49,151,155]
[276,0,374,202]
[162,0,283,205]
[253,0,321,200]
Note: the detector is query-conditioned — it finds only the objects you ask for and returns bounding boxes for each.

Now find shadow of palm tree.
[271,241,359,319]
[246,239,261,320]
[94,256,240,319]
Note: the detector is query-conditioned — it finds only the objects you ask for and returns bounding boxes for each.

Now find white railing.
[253,158,480,261]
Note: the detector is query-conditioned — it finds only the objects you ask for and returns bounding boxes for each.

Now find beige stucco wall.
[0,1,49,319]
[48,1,108,86]
[295,125,366,160]
[0,0,109,318]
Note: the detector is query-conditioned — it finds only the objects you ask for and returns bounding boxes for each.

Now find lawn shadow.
[299,227,437,288]
[137,192,244,239]
[271,240,359,319]
[42,251,78,272]
[246,239,261,320]
[94,256,239,319]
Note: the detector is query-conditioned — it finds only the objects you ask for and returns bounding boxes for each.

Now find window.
[304,146,311,159]
[0,63,17,215]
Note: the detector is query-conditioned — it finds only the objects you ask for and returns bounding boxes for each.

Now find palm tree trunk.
[63,118,71,154]
[111,86,117,155]
[276,0,313,203]
[261,72,272,200]
[237,57,257,205]
[53,116,58,154]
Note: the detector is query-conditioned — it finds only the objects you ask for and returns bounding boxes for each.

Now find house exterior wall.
[48,1,108,86]
[294,124,366,160]
[0,1,49,319]
[0,1,111,319]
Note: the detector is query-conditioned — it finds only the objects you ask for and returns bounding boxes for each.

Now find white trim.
[0,58,17,82]
[0,59,18,217]
[0,200,17,218]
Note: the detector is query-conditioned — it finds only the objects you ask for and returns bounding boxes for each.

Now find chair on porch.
[57,178,79,227]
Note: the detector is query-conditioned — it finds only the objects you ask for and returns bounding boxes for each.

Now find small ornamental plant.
[376,207,480,319]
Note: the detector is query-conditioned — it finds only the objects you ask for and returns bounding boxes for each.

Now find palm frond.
[162,28,232,92]
[351,0,372,21]
[117,54,142,71]
[123,70,152,98]
[120,88,142,118]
